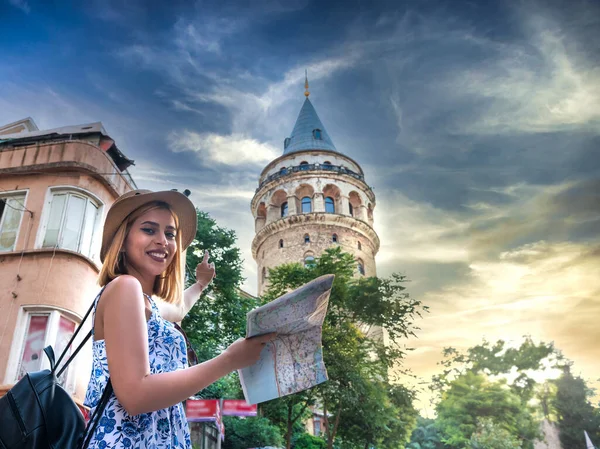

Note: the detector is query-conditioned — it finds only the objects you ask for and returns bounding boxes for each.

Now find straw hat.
[100,189,197,262]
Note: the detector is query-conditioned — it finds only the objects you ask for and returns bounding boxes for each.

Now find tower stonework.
[251,88,379,295]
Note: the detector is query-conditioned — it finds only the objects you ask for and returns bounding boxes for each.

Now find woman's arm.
[156,282,205,323]
[102,275,273,416]
[156,250,215,322]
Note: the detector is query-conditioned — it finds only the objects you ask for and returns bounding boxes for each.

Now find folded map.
[239,274,334,405]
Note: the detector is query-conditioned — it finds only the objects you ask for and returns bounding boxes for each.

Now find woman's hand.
[223,334,278,371]
[195,250,215,288]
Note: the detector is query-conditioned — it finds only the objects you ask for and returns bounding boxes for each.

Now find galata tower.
[251,77,379,295]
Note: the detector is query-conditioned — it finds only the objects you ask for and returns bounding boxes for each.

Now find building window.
[284,137,291,149]
[325,197,335,213]
[304,234,310,244]
[11,308,77,391]
[279,239,284,248]
[313,129,322,140]
[281,202,288,217]
[299,161,310,170]
[279,167,288,175]
[332,233,338,243]
[262,267,267,282]
[314,419,321,436]
[304,255,315,267]
[41,190,101,258]
[0,191,27,252]
[349,203,354,217]
[323,161,332,169]
[301,196,312,213]
[357,259,365,276]
[358,241,362,250]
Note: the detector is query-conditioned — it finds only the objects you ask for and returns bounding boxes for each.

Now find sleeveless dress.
[83,288,192,449]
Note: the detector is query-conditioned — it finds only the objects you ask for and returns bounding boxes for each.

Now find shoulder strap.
[54,289,103,377]
[78,379,113,449]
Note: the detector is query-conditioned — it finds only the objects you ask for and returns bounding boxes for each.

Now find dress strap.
[91,286,107,338]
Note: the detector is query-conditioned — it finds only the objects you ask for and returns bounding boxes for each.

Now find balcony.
[257,163,368,192]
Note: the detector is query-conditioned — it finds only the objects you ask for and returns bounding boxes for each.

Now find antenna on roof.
[304,70,310,97]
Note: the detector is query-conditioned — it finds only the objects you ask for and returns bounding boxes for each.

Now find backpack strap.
[78,378,113,449]
[54,289,104,377]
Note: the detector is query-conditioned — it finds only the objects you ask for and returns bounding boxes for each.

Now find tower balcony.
[256,162,374,199]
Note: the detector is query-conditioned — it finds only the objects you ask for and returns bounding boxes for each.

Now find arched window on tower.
[325,197,335,213]
[358,241,362,250]
[299,161,310,171]
[332,233,338,243]
[304,255,316,267]
[281,202,288,217]
[357,259,365,276]
[279,167,288,175]
[349,203,354,217]
[304,234,310,244]
[279,239,284,248]
[284,137,291,149]
[301,196,312,213]
[313,129,322,140]
[323,161,332,169]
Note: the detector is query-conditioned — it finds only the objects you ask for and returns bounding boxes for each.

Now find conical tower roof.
[283,96,339,155]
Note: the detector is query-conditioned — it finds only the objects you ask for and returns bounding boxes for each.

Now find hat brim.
[100,190,197,263]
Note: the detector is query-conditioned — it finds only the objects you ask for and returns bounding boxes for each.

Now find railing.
[257,163,366,191]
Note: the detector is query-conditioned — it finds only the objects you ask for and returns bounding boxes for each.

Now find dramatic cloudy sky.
[2,0,599,412]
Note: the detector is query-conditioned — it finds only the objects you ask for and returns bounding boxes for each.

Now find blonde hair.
[98,201,184,305]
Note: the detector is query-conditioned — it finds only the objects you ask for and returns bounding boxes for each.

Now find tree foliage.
[407,417,443,449]
[552,368,600,449]
[222,416,283,449]
[435,372,539,448]
[262,247,423,449]
[468,418,522,449]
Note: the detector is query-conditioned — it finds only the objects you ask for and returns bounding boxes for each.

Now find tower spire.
[304,70,310,97]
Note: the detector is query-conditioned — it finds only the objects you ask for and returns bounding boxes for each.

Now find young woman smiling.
[83,189,274,449]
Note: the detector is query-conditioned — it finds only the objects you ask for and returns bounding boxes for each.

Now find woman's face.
[122,208,178,279]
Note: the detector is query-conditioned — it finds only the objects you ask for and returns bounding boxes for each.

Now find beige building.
[251,85,379,296]
[0,117,135,409]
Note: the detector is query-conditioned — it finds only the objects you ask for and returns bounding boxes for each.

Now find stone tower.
[251,79,379,294]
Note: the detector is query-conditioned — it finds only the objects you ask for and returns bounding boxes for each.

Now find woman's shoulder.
[102,275,144,305]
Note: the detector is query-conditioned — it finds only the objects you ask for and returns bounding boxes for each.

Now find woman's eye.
[142,228,154,234]
[166,232,176,239]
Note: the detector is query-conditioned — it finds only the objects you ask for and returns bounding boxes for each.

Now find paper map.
[239,274,334,405]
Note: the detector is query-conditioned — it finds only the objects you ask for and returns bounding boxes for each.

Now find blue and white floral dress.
[84,288,192,449]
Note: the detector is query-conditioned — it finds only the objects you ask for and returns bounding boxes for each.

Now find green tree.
[293,433,327,449]
[435,371,539,448]
[552,368,600,449]
[468,418,522,449]
[262,247,424,449]
[407,417,443,449]
[182,210,258,398]
[222,416,283,449]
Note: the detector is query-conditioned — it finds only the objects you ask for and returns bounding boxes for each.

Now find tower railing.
[257,163,372,192]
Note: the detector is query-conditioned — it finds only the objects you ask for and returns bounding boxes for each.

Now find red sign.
[222,399,257,417]
[186,399,220,422]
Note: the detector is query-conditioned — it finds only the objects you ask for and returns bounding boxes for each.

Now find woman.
[83,189,273,448]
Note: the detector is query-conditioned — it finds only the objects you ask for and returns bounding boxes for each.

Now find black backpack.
[0,296,112,449]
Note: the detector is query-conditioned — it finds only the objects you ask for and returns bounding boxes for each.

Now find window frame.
[4,306,82,393]
[301,196,312,214]
[281,201,288,218]
[332,233,338,243]
[35,186,103,260]
[304,234,310,244]
[0,189,29,253]
[325,196,335,213]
